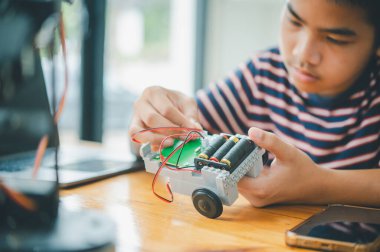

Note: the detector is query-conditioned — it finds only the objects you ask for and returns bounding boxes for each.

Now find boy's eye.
[288,17,302,27]
[326,37,350,45]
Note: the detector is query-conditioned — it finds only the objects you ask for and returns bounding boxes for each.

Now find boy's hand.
[238,127,327,207]
[128,86,202,150]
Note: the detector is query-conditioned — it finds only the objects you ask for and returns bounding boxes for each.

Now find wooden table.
[60,171,324,252]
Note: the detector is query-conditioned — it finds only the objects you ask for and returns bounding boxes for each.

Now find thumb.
[166,91,202,129]
[189,117,203,130]
[178,111,202,129]
[182,100,202,129]
[181,107,202,129]
[248,127,294,161]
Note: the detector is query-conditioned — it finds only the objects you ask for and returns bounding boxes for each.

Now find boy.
[129,0,380,207]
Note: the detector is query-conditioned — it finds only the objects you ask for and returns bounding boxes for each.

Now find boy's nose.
[292,34,322,67]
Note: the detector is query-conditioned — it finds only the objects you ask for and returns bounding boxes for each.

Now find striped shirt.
[196,47,380,170]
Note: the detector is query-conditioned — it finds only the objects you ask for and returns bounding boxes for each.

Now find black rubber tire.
[192,188,223,219]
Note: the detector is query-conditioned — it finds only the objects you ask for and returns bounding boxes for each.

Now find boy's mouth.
[291,66,319,83]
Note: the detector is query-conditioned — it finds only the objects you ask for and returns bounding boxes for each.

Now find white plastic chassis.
[140,143,266,206]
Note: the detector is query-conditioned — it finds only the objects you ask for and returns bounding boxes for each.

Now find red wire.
[151,141,184,203]
[32,135,49,178]
[159,133,201,173]
[0,181,37,212]
[158,133,188,162]
[131,127,203,144]
[151,131,203,203]
[32,13,68,178]
[54,13,69,123]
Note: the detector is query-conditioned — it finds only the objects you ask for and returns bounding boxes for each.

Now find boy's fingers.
[166,91,202,129]
[187,113,202,130]
[150,93,196,129]
[248,127,294,161]
[137,87,202,130]
[151,138,175,152]
[129,118,175,146]
[173,94,202,129]
[139,102,179,128]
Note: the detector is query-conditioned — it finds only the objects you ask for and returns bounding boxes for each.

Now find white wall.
[203,0,284,85]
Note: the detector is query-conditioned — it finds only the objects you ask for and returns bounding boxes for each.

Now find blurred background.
[50,0,283,150]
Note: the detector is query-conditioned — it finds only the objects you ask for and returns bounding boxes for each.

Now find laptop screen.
[0,0,60,156]
[0,42,58,156]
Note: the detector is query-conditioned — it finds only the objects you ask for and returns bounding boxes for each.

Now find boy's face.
[280,0,380,96]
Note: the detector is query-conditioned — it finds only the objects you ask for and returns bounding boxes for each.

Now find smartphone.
[285,205,380,252]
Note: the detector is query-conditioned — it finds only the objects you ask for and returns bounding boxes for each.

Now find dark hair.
[330,0,380,46]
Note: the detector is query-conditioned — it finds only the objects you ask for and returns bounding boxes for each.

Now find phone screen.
[287,205,380,250]
[306,221,380,244]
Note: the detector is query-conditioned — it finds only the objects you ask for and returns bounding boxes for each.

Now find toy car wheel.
[192,188,223,219]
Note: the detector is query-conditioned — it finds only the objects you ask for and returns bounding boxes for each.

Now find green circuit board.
[156,138,202,168]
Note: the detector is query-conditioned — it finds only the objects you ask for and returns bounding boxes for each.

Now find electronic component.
[198,135,226,160]
[140,132,268,219]
[209,136,238,162]
[221,137,256,170]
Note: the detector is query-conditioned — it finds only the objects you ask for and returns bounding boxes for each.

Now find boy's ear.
[377,47,380,57]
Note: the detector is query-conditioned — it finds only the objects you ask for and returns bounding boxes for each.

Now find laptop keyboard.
[0,159,33,172]
[0,151,138,174]
[58,160,125,172]
[0,151,54,172]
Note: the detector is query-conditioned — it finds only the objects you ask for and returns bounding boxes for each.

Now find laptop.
[0,34,142,188]
[0,144,143,188]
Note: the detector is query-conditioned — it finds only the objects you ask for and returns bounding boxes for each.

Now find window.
[104,0,197,145]
[43,0,196,147]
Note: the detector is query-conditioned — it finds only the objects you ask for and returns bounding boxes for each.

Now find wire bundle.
[32,13,68,178]
[131,127,204,203]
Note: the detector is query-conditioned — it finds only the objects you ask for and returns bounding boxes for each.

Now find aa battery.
[197,135,226,160]
[209,136,239,162]
[220,137,256,169]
